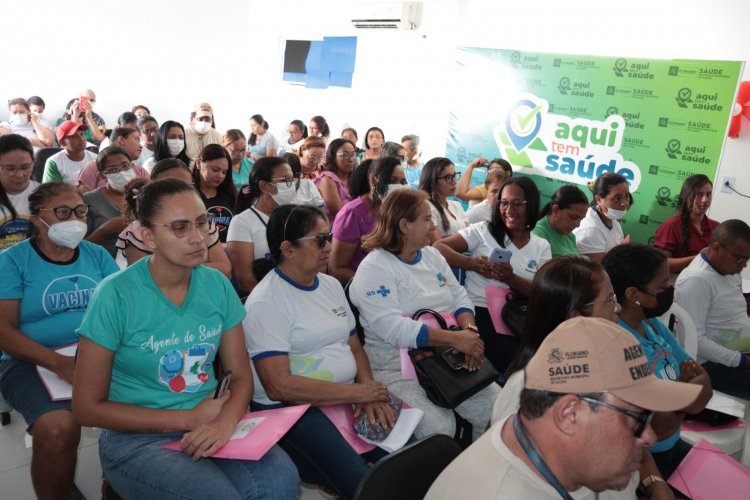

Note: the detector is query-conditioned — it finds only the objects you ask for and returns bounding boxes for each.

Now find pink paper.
[485,285,514,335]
[162,404,309,460]
[681,419,746,433]
[400,348,417,381]
[320,404,377,454]
[668,438,750,499]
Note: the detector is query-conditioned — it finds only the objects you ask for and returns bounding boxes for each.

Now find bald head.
[712,219,750,247]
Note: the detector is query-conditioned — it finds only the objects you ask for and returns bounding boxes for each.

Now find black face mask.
[641,286,674,318]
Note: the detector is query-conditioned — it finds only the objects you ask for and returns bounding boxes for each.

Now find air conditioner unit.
[351,2,419,30]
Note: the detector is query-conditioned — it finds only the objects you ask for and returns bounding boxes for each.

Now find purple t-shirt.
[332,196,375,271]
[315,171,351,222]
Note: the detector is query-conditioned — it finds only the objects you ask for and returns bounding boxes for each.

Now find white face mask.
[167,139,185,156]
[604,207,627,220]
[385,183,408,198]
[42,219,88,249]
[106,169,136,192]
[271,182,297,206]
[10,113,29,127]
[194,121,211,134]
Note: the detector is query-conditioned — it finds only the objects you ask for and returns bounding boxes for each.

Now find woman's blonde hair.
[297,136,326,157]
[362,189,429,254]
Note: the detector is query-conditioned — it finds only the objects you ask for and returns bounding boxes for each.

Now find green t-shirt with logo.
[77,257,245,411]
[532,216,578,258]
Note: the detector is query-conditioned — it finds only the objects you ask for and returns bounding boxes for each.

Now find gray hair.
[401,134,420,148]
[380,141,405,158]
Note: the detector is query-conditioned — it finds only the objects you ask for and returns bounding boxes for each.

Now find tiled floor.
[0,410,326,499]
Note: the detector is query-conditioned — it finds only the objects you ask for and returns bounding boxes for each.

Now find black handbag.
[501,291,528,337]
[407,309,498,409]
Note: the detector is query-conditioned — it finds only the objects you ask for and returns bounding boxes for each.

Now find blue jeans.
[99,429,299,500]
[252,404,387,500]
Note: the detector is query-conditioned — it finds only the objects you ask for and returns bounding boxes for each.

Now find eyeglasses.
[721,243,750,266]
[579,396,653,438]
[269,177,295,188]
[142,127,158,135]
[584,292,620,313]
[0,163,33,174]
[155,213,211,238]
[307,155,324,164]
[38,204,89,220]
[336,152,357,160]
[499,200,527,210]
[296,231,333,249]
[102,161,132,175]
[437,172,461,183]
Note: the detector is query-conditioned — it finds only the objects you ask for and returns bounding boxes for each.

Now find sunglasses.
[296,232,333,249]
[579,396,653,438]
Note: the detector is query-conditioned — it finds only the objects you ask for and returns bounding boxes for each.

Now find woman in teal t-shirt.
[532,185,589,258]
[73,179,298,499]
[603,243,712,479]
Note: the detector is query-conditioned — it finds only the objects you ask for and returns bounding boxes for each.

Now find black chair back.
[353,434,463,500]
[344,279,365,344]
[33,147,62,182]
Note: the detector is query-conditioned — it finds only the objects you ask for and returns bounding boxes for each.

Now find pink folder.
[400,312,459,380]
[162,404,309,460]
[667,438,750,499]
[320,404,377,454]
[485,285,514,335]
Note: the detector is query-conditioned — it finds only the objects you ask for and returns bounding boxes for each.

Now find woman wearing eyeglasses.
[329,157,406,285]
[315,138,355,222]
[0,134,39,250]
[244,204,393,500]
[0,182,118,499]
[83,146,135,257]
[297,136,326,181]
[228,157,296,295]
[73,179,299,499]
[419,157,468,245]
[222,129,254,192]
[603,244,712,478]
[434,176,551,374]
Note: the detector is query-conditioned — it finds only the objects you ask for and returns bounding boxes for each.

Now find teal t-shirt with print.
[532,215,578,258]
[77,257,245,411]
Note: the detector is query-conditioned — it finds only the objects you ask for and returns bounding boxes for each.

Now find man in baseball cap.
[186,101,220,160]
[43,121,97,184]
[427,317,701,499]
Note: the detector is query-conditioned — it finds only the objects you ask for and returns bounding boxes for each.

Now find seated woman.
[329,156,406,285]
[84,146,135,257]
[192,144,237,243]
[654,174,718,274]
[297,136,326,180]
[465,169,507,225]
[351,189,498,440]
[76,127,150,194]
[434,176,551,374]
[359,126,384,162]
[73,179,298,499]
[456,158,512,206]
[222,129,254,191]
[284,153,323,208]
[247,114,278,159]
[277,119,307,156]
[573,172,631,262]
[0,182,118,499]
[315,138,355,222]
[116,159,231,277]
[228,157,295,296]
[308,115,330,141]
[603,244,712,478]
[244,204,393,500]
[532,184,589,257]
[142,120,192,172]
[419,157,468,244]
[0,134,39,251]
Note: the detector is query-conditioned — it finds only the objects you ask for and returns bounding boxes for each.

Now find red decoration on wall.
[729,81,750,138]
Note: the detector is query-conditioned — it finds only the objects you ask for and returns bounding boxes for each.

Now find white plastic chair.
[660,303,750,463]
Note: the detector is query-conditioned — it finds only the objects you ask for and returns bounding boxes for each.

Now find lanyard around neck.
[513,414,574,500]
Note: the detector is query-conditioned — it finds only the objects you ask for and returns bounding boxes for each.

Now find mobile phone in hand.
[78,96,90,113]
[214,371,233,399]
[489,247,512,264]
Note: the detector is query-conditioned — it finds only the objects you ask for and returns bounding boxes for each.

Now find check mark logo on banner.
[515,104,543,133]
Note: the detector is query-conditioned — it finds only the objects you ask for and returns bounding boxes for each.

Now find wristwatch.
[640,474,665,490]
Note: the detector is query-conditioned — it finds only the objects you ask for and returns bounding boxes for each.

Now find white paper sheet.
[705,391,746,419]
[36,344,77,401]
[359,408,424,453]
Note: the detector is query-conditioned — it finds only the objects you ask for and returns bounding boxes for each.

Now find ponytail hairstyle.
[234,156,288,213]
[677,174,712,256]
[370,156,402,207]
[419,157,454,233]
[589,172,628,207]
[123,177,150,222]
[310,115,330,139]
[248,114,269,146]
[137,179,198,228]
[539,185,588,218]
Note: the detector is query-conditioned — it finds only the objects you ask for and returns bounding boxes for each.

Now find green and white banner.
[448,48,743,243]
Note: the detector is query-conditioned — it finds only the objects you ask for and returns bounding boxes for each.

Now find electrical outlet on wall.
[721,176,736,193]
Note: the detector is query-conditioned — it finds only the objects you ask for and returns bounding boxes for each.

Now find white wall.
[3,0,749,274]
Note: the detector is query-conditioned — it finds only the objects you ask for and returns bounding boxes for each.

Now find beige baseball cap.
[525,317,701,412]
[193,102,213,119]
